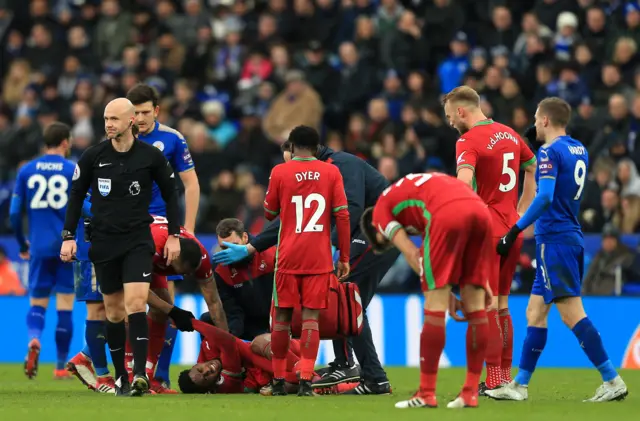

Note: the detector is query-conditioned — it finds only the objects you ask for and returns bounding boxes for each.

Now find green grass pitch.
[0,365,638,421]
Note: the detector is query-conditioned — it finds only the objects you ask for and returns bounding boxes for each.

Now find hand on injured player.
[169,306,196,332]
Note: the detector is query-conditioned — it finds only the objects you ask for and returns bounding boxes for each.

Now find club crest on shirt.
[259,260,267,271]
[153,141,165,151]
[98,178,111,196]
[129,181,141,196]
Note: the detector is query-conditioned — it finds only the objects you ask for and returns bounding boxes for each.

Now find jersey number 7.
[292,194,325,233]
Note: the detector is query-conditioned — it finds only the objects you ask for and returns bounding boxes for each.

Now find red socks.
[465,310,488,394]
[146,316,167,378]
[420,310,446,395]
[271,321,291,380]
[299,319,320,381]
[499,308,513,382]
[484,309,503,388]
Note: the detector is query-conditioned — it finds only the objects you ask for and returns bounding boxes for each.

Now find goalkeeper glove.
[496,225,522,257]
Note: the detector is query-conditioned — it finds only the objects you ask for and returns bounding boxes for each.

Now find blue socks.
[85,320,109,376]
[572,317,618,382]
[55,310,73,370]
[515,327,547,386]
[155,325,177,383]
[26,305,46,341]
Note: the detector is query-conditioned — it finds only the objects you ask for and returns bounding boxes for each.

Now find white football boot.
[584,376,628,402]
[485,381,528,401]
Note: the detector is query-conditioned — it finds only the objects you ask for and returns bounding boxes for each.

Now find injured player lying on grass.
[178,320,356,395]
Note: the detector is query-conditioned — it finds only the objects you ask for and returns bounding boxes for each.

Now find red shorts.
[150,274,168,289]
[419,201,492,292]
[274,272,330,309]
[489,236,523,296]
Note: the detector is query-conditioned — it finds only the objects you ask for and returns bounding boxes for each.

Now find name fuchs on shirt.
[485,131,519,150]
[36,162,64,171]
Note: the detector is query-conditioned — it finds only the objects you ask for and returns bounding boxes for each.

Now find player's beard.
[455,121,470,135]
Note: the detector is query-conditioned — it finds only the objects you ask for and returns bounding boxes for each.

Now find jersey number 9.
[574,160,586,200]
[27,174,69,210]
[292,194,326,233]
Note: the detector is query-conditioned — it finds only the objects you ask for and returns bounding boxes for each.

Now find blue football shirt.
[534,136,588,246]
[138,121,195,216]
[12,155,76,257]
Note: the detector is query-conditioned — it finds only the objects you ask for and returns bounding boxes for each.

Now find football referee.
[60,98,182,397]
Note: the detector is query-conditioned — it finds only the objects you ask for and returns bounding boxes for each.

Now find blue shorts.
[532,243,584,304]
[28,256,74,298]
[74,260,103,302]
[167,275,183,282]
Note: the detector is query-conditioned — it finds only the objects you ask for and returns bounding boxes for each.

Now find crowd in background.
[2,0,640,294]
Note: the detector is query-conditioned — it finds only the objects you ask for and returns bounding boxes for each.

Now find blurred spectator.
[590,94,632,159]
[263,70,322,143]
[554,11,580,60]
[201,100,239,149]
[0,246,25,296]
[437,31,470,95]
[2,59,31,108]
[617,158,640,197]
[95,0,132,65]
[237,184,267,235]
[581,157,619,232]
[582,224,635,295]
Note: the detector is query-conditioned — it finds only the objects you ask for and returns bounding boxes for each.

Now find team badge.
[129,181,141,196]
[98,178,111,196]
[259,260,266,271]
[153,141,165,151]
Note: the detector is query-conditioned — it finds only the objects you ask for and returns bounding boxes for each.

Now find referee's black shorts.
[89,234,154,295]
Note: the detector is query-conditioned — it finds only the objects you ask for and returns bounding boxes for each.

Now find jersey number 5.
[499,153,517,192]
[27,174,69,210]
[574,160,586,200]
[292,194,326,233]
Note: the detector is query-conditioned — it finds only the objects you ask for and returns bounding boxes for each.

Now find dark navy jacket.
[214,240,275,340]
[252,146,389,259]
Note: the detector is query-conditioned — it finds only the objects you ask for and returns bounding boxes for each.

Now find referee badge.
[98,178,111,196]
[129,181,141,196]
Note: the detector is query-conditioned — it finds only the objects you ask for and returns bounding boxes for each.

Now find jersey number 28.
[27,174,69,210]
[292,194,326,233]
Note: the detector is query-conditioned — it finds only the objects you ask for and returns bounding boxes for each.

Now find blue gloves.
[331,245,338,262]
[211,242,249,266]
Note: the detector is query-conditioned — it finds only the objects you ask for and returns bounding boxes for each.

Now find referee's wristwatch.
[61,230,75,241]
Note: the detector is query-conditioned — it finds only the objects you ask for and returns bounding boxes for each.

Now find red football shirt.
[264,156,349,274]
[372,173,481,240]
[455,120,535,233]
[149,218,213,282]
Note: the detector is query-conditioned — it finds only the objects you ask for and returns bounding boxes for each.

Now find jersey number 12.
[292,194,326,233]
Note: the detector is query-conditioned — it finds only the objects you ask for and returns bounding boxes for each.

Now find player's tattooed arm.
[200,276,229,332]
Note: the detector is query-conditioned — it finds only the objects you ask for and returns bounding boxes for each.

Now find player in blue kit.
[126,84,200,391]
[488,97,628,403]
[9,122,76,380]
[65,191,117,394]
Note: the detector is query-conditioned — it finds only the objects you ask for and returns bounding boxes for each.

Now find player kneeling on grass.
[178,320,333,395]
[487,97,628,403]
[361,172,493,409]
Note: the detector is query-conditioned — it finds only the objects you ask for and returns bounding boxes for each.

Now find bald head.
[104,98,135,140]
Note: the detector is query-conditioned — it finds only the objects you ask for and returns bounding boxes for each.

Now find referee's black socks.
[106,320,127,382]
[128,311,149,377]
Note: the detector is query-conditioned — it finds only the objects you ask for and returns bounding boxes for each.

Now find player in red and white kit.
[443,86,537,391]
[178,320,297,394]
[361,172,492,409]
[124,216,228,393]
[263,126,351,396]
